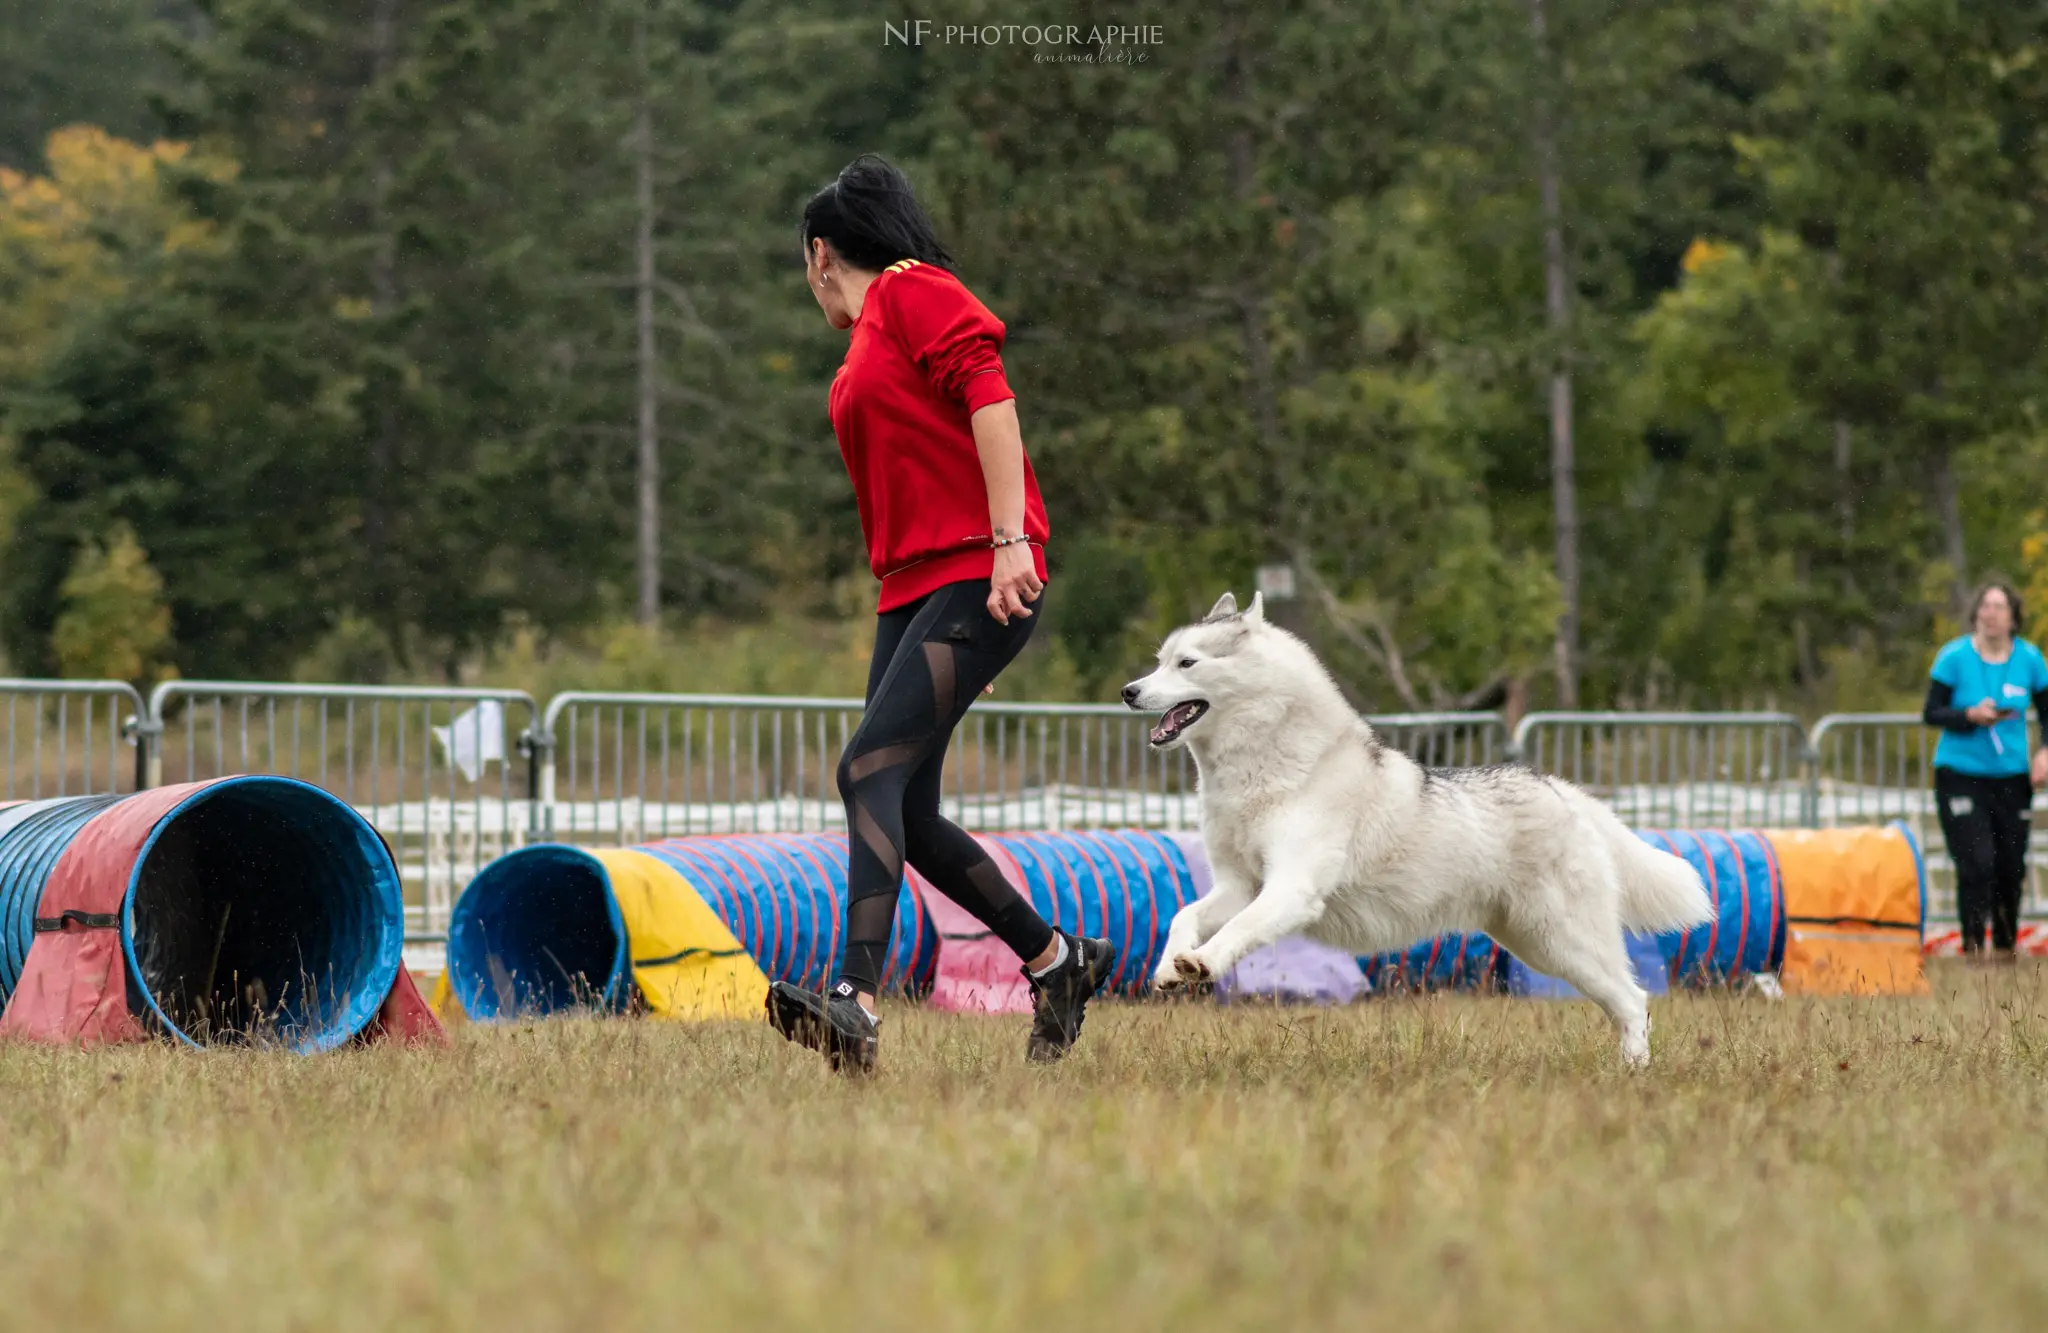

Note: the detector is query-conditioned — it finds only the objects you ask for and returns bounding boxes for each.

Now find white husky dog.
[1121,591,1713,1068]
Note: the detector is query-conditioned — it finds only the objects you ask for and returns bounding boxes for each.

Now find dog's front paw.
[1151,951,1216,995]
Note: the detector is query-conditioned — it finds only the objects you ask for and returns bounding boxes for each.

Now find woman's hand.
[1967,699,2003,727]
[2031,746,2048,788]
[987,542,1042,625]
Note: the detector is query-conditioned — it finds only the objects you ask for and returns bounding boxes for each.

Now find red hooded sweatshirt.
[828,258,1051,612]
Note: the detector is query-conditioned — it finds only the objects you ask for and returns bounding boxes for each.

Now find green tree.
[496,0,916,622]
[0,123,336,679]
[0,0,200,171]
[1624,1,2048,705]
[51,522,174,683]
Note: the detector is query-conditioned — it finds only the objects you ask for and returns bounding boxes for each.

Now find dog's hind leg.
[1500,919,1653,1071]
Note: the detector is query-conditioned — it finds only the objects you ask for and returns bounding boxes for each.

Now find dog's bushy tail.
[1613,834,1714,933]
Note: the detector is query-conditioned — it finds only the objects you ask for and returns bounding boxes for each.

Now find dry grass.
[3,961,2047,1331]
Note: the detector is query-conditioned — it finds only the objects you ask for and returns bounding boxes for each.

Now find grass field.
[3,961,2046,1332]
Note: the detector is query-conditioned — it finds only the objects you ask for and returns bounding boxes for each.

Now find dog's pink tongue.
[1150,702,1194,743]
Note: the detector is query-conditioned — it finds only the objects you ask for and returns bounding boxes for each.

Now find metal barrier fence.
[1378,713,1509,769]
[541,693,1189,841]
[144,682,542,940]
[0,680,146,798]
[1508,712,1812,829]
[1805,712,2032,923]
[0,680,2014,936]
[537,695,1510,846]
[1506,709,2018,921]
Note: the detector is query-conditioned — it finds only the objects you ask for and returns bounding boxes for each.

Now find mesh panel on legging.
[835,620,1055,993]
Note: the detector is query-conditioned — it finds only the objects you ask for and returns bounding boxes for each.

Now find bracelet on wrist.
[991,533,1030,549]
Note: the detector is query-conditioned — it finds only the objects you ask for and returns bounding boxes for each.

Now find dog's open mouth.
[1149,700,1210,747]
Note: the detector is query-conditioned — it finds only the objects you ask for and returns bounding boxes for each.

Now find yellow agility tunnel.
[438,845,768,1021]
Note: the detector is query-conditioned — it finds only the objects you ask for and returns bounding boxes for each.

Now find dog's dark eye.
[1177,657,1198,670]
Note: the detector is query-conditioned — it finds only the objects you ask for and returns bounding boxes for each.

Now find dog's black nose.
[1121,683,1141,707]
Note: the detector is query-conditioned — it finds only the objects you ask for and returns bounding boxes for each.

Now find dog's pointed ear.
[1244,591,1266,626]
[1203,592,1238,623]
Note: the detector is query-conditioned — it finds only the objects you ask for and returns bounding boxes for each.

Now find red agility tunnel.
[0,778,440,1051]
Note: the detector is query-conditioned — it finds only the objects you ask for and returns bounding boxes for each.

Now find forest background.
[3,0,2044,720]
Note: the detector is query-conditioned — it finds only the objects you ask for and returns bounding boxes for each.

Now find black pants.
[833,579,1056,993]
[1934,768,2035,954]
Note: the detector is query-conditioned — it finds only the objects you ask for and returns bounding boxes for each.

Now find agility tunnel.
[446,835,917,1019]
[1444,826,1924,998]
[1769,822,1927,995]
[1629,825,1921,996]
[1360,830,1785,997]
[1509,931,1671,999]
[995,831,1196,994]
[0,777,436,1051]
[1636,829,1785,983]
[442,821,1929,1020]
[447,844,772,1020]
[1361,935,1510,993]
[442,830,1198,1020]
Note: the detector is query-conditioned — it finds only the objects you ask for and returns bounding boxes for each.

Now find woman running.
[767,154,1115,1072]
[1924,580,2048,957]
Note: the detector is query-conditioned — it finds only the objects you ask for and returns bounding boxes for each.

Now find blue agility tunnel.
[641,833,932,993]
[0,794,125,999]
[1508,931,1670,998]
[1368,830,1782,995]
[1361,934,1509,993]
[447,843,633,1019]
[1638,828,1783,983]
[0,778,406,1052]
[988,831,1197,994]
[448,834,935,1011]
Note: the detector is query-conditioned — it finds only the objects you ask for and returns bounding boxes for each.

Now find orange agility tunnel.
[1765,823,1929,996]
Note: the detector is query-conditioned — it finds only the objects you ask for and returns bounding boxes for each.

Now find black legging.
[1934,767,2034,953]
[834,578,1056,993]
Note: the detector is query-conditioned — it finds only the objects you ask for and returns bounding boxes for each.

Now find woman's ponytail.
[801,154,955,272]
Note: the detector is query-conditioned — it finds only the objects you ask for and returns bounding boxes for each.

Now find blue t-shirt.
[1931,636,2048,776]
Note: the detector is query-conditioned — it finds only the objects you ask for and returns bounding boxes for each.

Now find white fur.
[1125,591,1713,1069]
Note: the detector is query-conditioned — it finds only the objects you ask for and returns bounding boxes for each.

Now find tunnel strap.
[34,909,120,932]
[1785,914,1919,931]
[632,946,749,967]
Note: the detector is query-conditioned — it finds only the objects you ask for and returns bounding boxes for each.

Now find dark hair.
[800,154,955,273]
[1969,578,2025,632]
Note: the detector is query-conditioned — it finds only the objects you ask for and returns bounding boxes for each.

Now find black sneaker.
[767,980,879,1074]
[1023,933,1116,1064]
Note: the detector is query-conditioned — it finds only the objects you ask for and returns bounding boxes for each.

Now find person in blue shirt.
[1924,580,2048,956]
